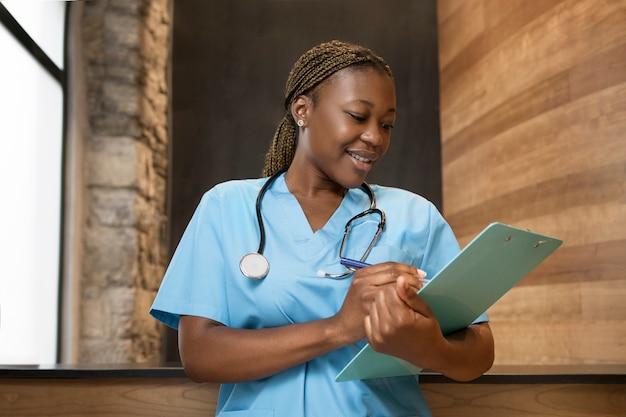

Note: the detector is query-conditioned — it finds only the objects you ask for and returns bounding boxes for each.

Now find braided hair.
[262,40,393,177]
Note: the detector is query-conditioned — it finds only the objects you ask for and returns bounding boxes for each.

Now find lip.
[346,150,378,163]
[346,150,378,172]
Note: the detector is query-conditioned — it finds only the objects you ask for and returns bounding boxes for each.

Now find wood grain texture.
[490,319,626,364]
[423,383,626,417]
[2,377,623,417]
[0,378,219,417]
[437,0,626,365]
[439,0,626,141]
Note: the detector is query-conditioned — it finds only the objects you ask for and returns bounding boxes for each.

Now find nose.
[360,121,385,146]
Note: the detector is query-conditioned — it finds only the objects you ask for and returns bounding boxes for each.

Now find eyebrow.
[348,99,396,114]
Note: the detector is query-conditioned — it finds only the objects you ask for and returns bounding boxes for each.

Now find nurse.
[150,40,494,416]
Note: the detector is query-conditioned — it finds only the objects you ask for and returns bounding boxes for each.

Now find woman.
[151,40,494,416]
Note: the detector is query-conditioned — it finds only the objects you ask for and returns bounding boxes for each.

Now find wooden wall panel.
[0,378,219,417]
[423,383,626,417]
[3,376,625,417]
[437,0,626,365]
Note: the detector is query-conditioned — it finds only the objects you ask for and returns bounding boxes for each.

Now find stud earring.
[297,119,305,127]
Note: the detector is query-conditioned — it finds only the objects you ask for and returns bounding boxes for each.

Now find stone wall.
[71,0,172,363]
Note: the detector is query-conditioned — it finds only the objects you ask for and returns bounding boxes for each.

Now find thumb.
[395,275,420,308]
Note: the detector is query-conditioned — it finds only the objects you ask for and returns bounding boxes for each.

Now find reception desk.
[1,364,625,416]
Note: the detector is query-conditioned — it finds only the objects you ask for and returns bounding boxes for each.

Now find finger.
[364,314,373,340]
[374,262,427,279]
[367,289,391,344]
[357,262,427,287]
[354,267,398,288]
[369,289,387,330]
[396,276,432,317]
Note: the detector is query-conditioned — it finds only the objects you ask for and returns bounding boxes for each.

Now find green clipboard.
[335,222,563,382]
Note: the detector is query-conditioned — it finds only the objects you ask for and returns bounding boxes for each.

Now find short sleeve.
[150,191,229,329]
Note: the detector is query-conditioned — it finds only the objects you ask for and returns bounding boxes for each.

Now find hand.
[333,263,427,345]
[364,275,448,370]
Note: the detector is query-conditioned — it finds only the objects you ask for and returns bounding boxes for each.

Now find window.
[0,1,66,364]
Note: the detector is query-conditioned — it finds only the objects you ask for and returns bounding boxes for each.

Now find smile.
[347,151,373,163]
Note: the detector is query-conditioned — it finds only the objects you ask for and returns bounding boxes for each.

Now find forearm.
[178,315,352,383]
[431,322,494,382]
[179,264,426,384]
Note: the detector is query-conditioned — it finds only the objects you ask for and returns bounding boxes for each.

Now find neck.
[284,167,348,232]
[284,167,347,200]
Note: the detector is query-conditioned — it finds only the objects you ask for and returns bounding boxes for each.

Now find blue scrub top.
[151,173,487,417]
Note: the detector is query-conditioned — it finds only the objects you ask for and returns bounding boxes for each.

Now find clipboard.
[335,222,563,382]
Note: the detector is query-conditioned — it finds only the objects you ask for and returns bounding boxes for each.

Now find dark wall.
[171,0,442,243]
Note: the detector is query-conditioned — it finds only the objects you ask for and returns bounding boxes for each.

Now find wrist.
[323,315,361,349]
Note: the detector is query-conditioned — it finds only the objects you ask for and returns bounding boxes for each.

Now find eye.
[381,122,394,130]
[347,112,366,122]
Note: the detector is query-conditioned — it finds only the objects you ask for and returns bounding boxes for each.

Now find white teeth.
[348,152,370,163]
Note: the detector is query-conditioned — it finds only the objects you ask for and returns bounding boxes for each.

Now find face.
[291,66,397,188]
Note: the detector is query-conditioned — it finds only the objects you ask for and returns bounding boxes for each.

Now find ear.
[290,95,311,125]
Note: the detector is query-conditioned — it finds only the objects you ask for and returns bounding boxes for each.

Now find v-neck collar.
[268,173,372,245]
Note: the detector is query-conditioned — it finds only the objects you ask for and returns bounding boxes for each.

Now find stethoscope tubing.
[240,170,382,279]
[253,169,284,255]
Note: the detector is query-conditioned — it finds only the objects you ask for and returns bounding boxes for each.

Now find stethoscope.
[239,170,386,279]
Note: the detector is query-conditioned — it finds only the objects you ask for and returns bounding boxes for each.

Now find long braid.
[262,40,393,177]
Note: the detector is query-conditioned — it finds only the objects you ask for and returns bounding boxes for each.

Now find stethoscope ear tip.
[316,269,326,277]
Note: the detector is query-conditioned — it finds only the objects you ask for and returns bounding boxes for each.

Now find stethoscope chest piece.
[240,252,269,279]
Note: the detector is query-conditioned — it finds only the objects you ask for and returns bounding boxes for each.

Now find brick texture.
[79,0,171,363]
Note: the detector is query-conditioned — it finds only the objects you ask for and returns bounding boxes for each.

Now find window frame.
[0,2,68,364]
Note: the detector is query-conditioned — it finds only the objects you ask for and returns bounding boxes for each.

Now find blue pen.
[340,257,371,269]
[340,257,429,283]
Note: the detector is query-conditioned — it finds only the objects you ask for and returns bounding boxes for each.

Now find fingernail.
[417,268,427,278]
